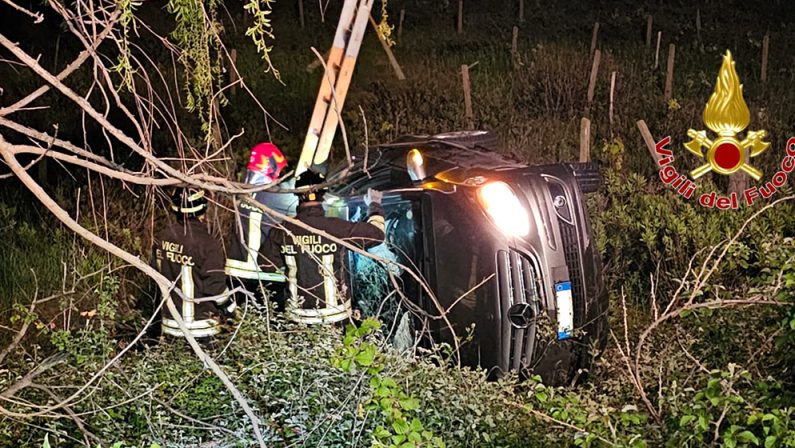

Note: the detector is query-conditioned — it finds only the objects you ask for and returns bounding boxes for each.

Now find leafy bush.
[591,166,795,307]
[664,365,795,448]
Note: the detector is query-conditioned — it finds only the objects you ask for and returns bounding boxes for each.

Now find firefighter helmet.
[171,187,208,217]
[295,170,327,203]
[247,142,287,179]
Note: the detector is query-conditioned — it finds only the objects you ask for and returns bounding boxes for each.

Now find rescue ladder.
[295,0,374,176]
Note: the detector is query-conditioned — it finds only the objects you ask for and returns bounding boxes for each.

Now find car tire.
[429,130,499,151]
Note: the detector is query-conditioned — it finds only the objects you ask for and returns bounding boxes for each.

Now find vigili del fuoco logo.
[653,50,795,209]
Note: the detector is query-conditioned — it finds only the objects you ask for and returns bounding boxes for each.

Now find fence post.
[398,8,405,38]
[609,71,617,127]
[586,49,601,113]
[580,117,591,162]
[646,15,653,48]
[654,31,662,68]
[729,149,750,195]
[512,26,518,55]
[369,16,406,80]
[696,9,701,45]
[518,0,524,23]
[761,33,770,82]
[457,0,463,34]
[462,64,474,129]
[664,43,676,101]
[590,22,600,57]
[637,120,662,166]
[298,0,305,29]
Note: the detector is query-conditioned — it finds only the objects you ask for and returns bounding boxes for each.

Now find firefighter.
[225,143,296,307]
[262,171,385,324]
[152,187,236,338]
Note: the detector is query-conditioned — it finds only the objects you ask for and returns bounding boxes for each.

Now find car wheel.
[429,130,499,150]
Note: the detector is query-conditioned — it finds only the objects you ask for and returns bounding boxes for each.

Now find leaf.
[400,397,420,411]
[680,415,696,426]
[339,359,352,372]
[764,436,777,448]
[698,415,709,431]
[355,345,377,367]
[42,434,51,448]
[393,418,410,435]
[735,431,760,445]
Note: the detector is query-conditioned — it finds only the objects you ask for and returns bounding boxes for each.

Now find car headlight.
[478,181,530,237]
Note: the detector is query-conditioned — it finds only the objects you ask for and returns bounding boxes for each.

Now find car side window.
[341,168,411,196]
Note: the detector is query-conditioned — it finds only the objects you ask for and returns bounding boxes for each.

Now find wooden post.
[579,118,591,163]
[664,43,676,101]
[645,15,653,48]
[457,0,463,34]
[586,49,601,111]
[590,22,600,56]
[229,49,238,95]
[729,149,750,194]
[609,71,617,127]
[695,9,701,45]
[461,64,474,129]
[654,31,662,68]
[369,16,406,80]
[298,0,305,29]
[518,0,525,23]
[511,26,518,55]
[761,33,770,82]
[637,120,662,166]
[398,8,405,38]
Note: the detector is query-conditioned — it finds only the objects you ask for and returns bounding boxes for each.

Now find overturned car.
[323,131,608,384]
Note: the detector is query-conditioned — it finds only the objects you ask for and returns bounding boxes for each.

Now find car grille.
[496,250,543,371]
[559,223,586,328]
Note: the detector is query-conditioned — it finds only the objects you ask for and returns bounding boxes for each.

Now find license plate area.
[555,281,573,340]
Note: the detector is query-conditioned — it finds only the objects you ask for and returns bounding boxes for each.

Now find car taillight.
[478,182,530,237]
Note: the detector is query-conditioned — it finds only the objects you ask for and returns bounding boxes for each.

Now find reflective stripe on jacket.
[263,202,385,324]
[152,219,231,338]
[226,175,296,283]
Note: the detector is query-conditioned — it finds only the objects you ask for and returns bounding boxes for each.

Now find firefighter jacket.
[152,220,234,338]
[225,178,297,283]
[263,202,385,324]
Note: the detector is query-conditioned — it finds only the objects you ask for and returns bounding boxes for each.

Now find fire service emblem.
[652,50,795,209]
[684,51,769,181]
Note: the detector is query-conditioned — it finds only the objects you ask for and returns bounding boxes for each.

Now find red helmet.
[247,142,287,178]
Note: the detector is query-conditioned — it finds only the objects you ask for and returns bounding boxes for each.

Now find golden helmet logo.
[684,51,769,181]
[653,50,795,210]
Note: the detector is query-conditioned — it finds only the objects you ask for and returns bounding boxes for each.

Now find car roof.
[329,134,526,181]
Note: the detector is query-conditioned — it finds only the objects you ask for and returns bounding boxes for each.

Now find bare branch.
[0,0,44,23]
[0,147,268,447]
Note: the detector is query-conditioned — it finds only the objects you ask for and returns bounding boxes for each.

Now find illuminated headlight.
[478,182,530,237]
[407,148,427,181]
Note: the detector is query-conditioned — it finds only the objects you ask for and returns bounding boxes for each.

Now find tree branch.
[0,146,268,448]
